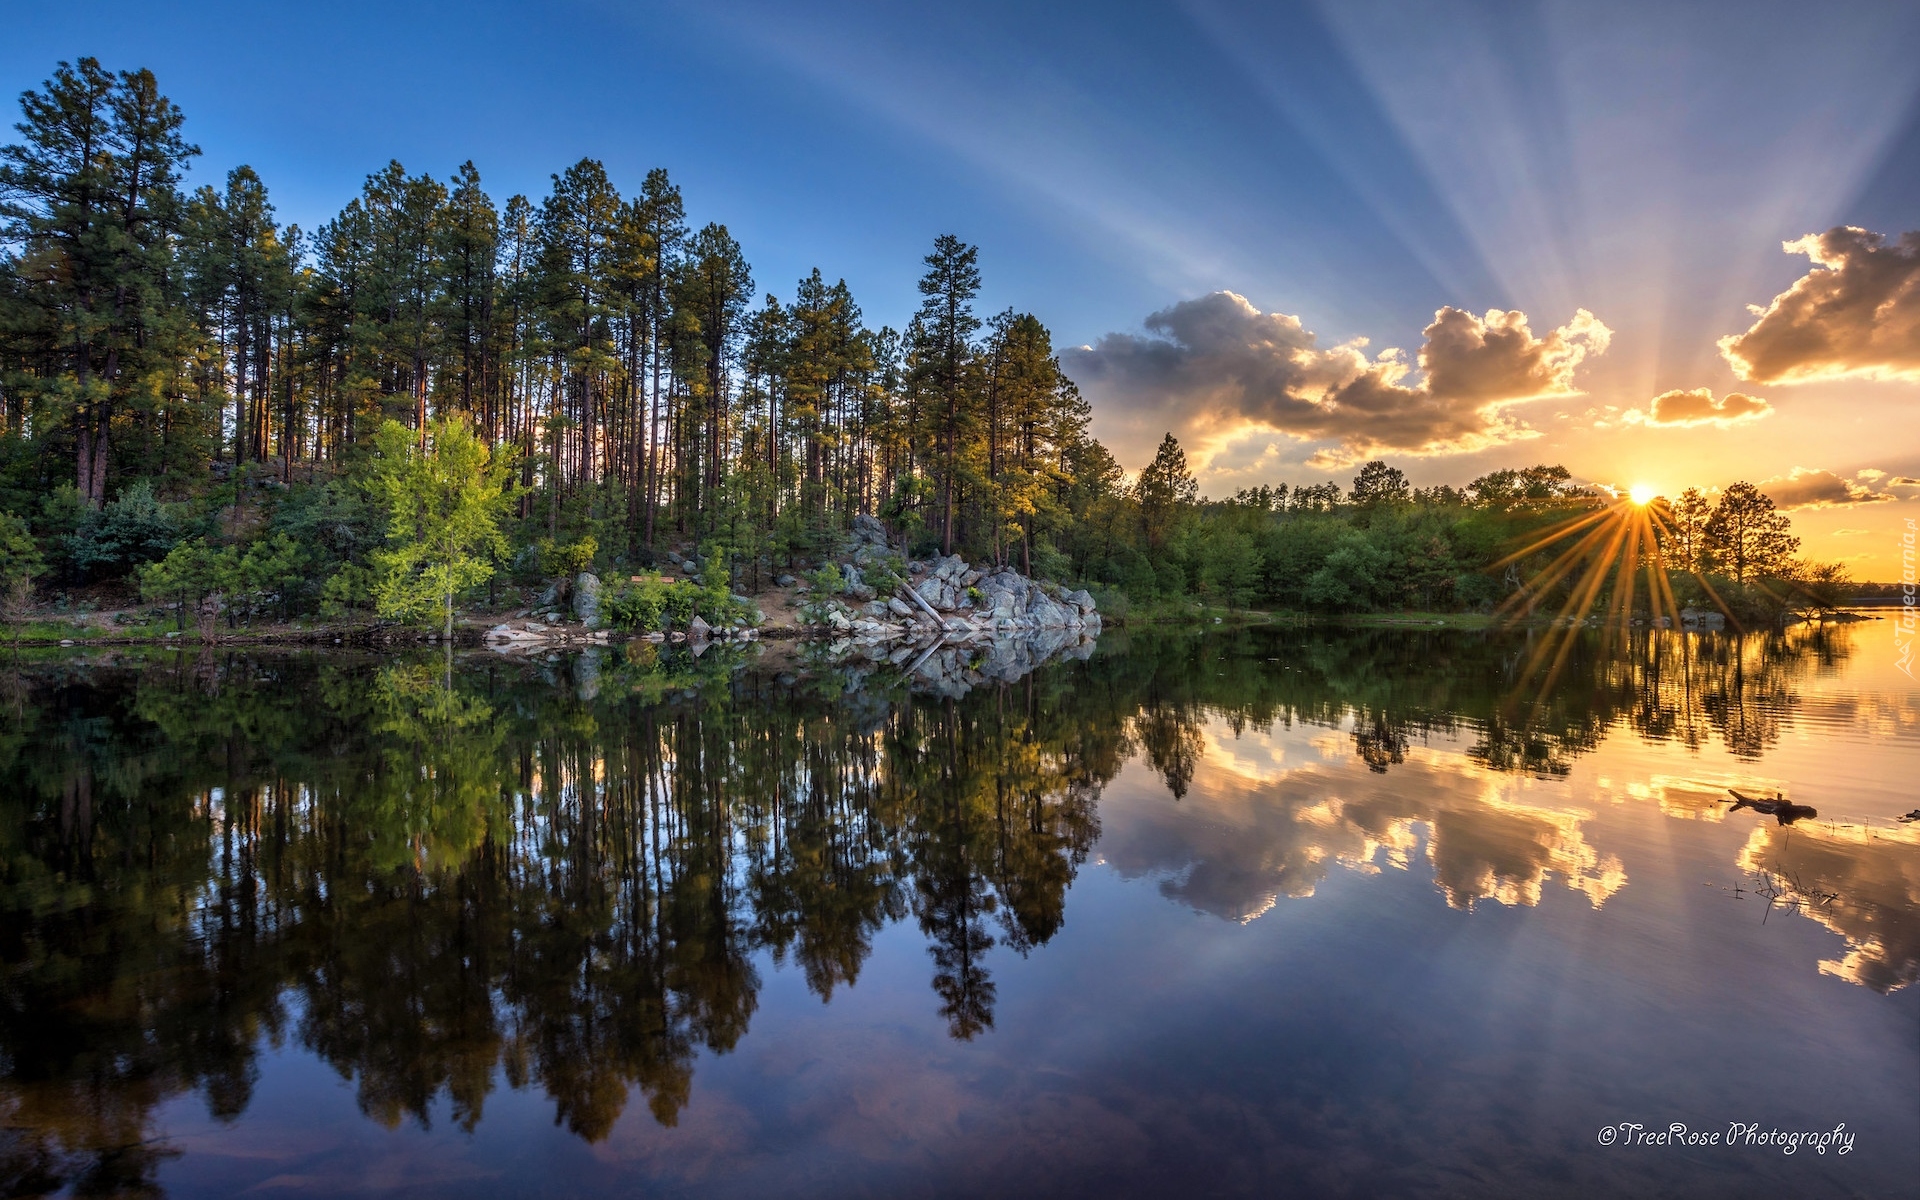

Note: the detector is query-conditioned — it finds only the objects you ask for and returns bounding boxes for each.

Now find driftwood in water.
[1727,789,1818,826]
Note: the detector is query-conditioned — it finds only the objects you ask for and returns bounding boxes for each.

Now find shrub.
[602,574,746,631]
[0,510,42,622]
[68,480,183,580]
[537,534,597,579]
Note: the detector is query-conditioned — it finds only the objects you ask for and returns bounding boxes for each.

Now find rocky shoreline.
[483,513,1101,655]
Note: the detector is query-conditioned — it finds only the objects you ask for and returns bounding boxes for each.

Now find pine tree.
[0,58,198,505]
[913,235,981,554]
[1703,482,1798,581]
[1135,432,1196,549]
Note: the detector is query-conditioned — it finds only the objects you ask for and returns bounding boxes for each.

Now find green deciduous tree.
[362,416,518,636]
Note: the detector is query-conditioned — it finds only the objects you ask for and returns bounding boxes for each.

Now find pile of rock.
[486,618,611,651]
[809,517,1099,645]
[811,621,1097,699]
[525,571,607,628]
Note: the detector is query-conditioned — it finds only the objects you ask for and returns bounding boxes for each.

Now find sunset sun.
[1628,483,1656,506]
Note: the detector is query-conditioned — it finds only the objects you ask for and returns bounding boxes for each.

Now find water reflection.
[0,620,1911,1194]
[1736,821,1920,994]
[1101,740,1626,920]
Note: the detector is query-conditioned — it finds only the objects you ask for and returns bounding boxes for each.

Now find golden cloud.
[1065,292,1611,465]
[1719,226,1920,385]
[1636,387,1772,427]
[1758,466,1894,508]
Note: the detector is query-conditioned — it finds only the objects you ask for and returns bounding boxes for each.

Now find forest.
[0,58,1846,633]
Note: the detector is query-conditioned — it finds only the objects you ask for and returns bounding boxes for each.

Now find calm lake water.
[3,621,1916,1198]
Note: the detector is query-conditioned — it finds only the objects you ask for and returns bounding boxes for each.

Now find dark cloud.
[1642,387,1771,426]
[1065,292,1610,464]
[1758,467,1893,508]
[1720,226,1920,384]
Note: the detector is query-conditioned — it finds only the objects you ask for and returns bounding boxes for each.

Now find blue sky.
[6,1,1918,566]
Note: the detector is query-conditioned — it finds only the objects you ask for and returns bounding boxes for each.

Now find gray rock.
[1065,588,1096,613]
[776,573,797,587]
[666,550,685,565]
[573,572,603,628]
[933,554,967,582]
[907,561,925,575]
[842,565,876,601]
[574,649,602,702]
[887,596,914,618]
[680,560,699,575]
[852,513,889,546]
[689,615,711,640]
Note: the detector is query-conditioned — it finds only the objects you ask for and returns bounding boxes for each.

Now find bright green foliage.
[361,417,517,634]
[535,534,597,579]
[139,538,218,626]
[138,534,304,627]
[601,574,745,632]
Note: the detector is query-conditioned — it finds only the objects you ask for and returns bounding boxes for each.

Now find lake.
[2,621,1915,1198]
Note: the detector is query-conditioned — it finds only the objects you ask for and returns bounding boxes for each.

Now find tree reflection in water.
[0,619,1900,1192]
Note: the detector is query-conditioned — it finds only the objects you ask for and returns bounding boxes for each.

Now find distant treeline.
[0,58,1845,625]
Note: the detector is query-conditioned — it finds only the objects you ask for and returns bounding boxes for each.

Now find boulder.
[689,615,712,640]
[851,513,889,546]
[1065,588,1096,614]
[887,596,914,618]
[842,565,876,601]
[776,573,797,587]
[573,573,604,628]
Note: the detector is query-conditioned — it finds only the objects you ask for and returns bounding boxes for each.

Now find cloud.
[1065,292,1611,466]
[1636,387,1772,426]
[1719,227,1920,385]
[1757,467,1894,508]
